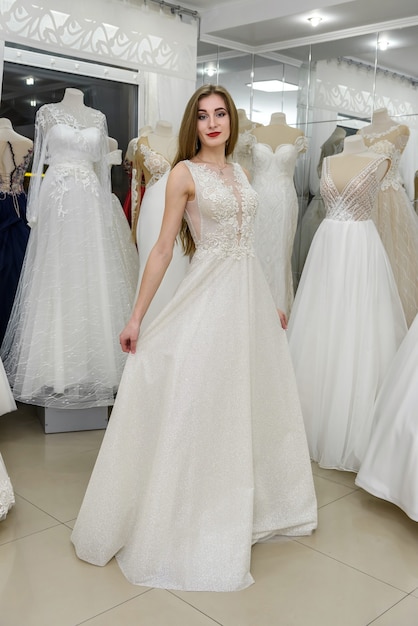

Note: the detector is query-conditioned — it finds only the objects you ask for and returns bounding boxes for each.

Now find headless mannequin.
[359,108,410,153]
[328,135,389,193]
[59,88,97,126]
[0,118,33,177]
[237,109,261,132]
[317,126,346,178]
[251,112,305,150]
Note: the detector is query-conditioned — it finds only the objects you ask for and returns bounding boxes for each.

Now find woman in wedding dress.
[71,84,317,592]
[0,357,16,521]
[356,313,418,521]
[1,89,139,409]
[251,113,308,317]
[359,108,418,326]
[288,136,407,473]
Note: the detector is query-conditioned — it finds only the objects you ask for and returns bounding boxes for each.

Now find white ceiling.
[179,0,418,79]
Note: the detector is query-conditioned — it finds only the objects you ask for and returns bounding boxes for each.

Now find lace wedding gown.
[288,156,407,472]
[1,103,139,409]
[359,126,418,326]
[135,142,189,329]
[356,313,418,521]
[71,161,317,592]
[0,141,32,345]
[252,135,308,316]
[0,357,16,521]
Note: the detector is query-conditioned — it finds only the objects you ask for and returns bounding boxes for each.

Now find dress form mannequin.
[123,126,153,226]
[359,108,418,326]
[251,112,305,151]
[59,88,97,127]
[0,118,33,345]
[288,137,406,472]
[237,109,261,132]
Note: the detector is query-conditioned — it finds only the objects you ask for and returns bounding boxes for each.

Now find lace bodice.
[321,156,388,221]
[139,143,170,187]
[0,142,33,194]
[184,161,258,260]
[360,126,409,191]
[252,135,308,179]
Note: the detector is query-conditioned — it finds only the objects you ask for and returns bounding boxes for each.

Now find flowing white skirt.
[356,314,418,521]
[288,218,407,472]
[0,359,15,522]
[136,173,189,330]
[71,251,317,592]
[0,357,16,417]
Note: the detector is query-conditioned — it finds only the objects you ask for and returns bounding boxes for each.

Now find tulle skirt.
[0,357,16,417]
[356,314,418,521]
[288,218,407,472]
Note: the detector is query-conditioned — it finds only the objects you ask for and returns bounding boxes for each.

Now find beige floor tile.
[173,540,404,626]
[313,473,356,508]
[84,589,222,625]
[370,594,418,625]
[311,461,359,489]
[0,494,59,545]
[298,489,418,592]
[0,524,145,626]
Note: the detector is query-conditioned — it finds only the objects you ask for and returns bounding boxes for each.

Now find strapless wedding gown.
[356,313,418,521]
[135,143,189,329]
[359,127,418,326]
[71,161,317,592]
[1,107,139,409]
[252,136,307,316]
[288,156,407,472]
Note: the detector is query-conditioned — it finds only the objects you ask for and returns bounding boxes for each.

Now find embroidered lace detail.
[0,475,15,521]
[0,144,33,195]
[360,127,409,191]
[49,161,98,218]
[360,124,401,140]
[294,134,309,153]
[321,156,388,222]
[185,161,257,260]
[139,143,170,187]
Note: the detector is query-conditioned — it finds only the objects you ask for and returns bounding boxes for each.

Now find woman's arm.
[120,162,193,354]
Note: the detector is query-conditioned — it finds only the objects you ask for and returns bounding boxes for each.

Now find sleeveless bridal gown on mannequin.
[359,124,418,326]
[356,313,418,521]
[1,97,138,408]
[71,161,317,592]
[134,137,189,329]
[0,357,16,521]
[288,156,407,472]
[251,135,308,316]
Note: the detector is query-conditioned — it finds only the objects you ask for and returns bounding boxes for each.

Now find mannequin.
[359,107,418,326]
[250,112,308,316]
[123,125,152,226]
[237,109,261,132]
[0,118,33,345]
[1,88,138,414]
[288,136,406,472]
[251,112,306,151]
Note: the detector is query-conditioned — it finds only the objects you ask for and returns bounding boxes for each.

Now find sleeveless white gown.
[135,143,189,330]
[71,161,317,592]
[356,313,418,521]
[251,135,308,316]
[288,156,407,472]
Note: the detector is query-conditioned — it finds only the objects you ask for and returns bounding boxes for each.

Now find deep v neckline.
[325,156,379,198]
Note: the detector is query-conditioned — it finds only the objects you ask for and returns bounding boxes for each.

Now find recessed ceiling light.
[246,79,299,92]
[378,39,390,51]
[308,16,322,27]
[26,76,34,85]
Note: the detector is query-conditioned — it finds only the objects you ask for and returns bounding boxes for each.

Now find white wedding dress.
[356,313,418,521]
[251,135,308,316]
[359,126,418,326]
[0,357,16,521]
[71,161,317,592]
[288,156,407,472]
[1,103,139,409]
[135,143,189,329]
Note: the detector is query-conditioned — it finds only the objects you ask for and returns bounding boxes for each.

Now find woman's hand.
[119,318,141,354]
[277,309,288,330]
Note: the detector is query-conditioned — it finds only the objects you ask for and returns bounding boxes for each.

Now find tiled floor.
[0,403,417,626]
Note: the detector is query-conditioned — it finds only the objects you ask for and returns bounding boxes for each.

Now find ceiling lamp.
[307,16,322,27]
[378,39,390,51]
[247,80,298,92]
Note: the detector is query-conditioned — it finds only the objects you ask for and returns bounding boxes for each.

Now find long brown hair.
[172,84,239,256]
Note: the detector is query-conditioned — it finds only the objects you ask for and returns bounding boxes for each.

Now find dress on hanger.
[0,141,32,345]
[356,313,418,521]
[288,156,407,472]
[1,102,138,409]
[251,135,308,316]
[0,357,16,521]
[133,138,189,329]
[71,161,317,592]
[359,125,418,326]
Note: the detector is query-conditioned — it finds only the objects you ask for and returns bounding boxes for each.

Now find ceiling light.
[204,66,216,77]
[30,99,37,107]
[26,76,34,85]
[307,16,322,27]
[378,39,390,51]
[247,79,299,93]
